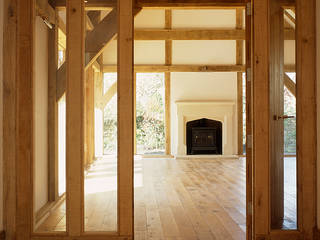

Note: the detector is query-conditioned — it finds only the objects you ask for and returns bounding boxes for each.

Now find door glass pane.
[270,1,297,229]
[34,8,67,233]
[84,6,118,232]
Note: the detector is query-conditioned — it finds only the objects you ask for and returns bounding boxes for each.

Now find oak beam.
[236,8,244,156]
[253,0,270,235]
[36,0,56,24]
[134,28,295,40]
[103,64,246,72]
[135,29,246,40]
[101,82,117,109]
[66,0,85,235]
[55,0,116,9]
[296,0,317,236]
[86,14,95,31]
[165,9,172,156]
[118,0,134,235]
[136,0,247,8]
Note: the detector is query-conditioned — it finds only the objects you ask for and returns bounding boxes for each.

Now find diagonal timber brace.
[56,7,142,100]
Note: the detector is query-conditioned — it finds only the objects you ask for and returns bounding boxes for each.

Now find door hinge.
[247,135,253,149]
[246,68,251,82]
[248,201,253,215]
[246,2,252,16]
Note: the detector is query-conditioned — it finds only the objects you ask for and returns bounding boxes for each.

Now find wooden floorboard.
[36,157,297,238]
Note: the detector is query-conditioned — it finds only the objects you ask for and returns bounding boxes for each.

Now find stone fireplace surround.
[175,100,237,157]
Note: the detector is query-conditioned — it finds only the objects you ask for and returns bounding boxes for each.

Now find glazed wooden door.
[252,0,317,238]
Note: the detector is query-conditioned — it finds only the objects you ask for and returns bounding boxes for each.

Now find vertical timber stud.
[3,0,18,238]
[236,8,244,156]
[296,0,317,237]
[48,10,59,202]
[245,1,253,239]
[165,10,172,156]
[66,0,85,236]
[18,0,34,237]
[118,0,134,237]
[253,0,270,238]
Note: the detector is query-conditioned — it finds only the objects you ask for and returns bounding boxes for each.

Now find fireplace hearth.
[186,118,222,155]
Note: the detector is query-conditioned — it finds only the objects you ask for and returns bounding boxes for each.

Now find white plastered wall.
[34,17,49,212]
[0,0,4,231]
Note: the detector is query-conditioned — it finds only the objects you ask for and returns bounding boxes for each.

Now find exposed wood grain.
[103,64,246,73]
[16,0,34,238]
[66,0,85,235]
[137,28,292,41]
[253,0,270,235]
[118,0,134,235]
[244,1,252,239]
[135,29,246,40]
[101,81,117,109]
[236,8,244,156]
[36,0,56,24]
[165,9,172,156]
[296,0,317,237]
[3,0,18,238]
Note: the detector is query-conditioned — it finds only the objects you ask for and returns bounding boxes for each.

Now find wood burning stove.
[186,118,222,155]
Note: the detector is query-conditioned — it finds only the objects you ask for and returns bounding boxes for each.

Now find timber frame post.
[118,0,135,236]
[66,0,85,235]
[165,9,172,156]
[236,8,244,156]
[3,0,34,238]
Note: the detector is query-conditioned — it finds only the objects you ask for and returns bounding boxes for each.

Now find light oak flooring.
[36,156,297,239]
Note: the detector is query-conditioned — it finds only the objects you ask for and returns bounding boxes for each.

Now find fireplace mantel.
[175,100,237,156]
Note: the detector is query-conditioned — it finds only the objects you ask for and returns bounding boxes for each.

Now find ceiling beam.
[54,0,116,9]
[103,64,246,72]
[103,64,296,73]
[136,0,246,8]
[53,0,295,9]
[135,29,246,40]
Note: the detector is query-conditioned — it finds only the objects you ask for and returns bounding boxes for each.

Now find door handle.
[273,115,295,120]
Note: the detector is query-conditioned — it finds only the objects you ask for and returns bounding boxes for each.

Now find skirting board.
[175,155,240,160]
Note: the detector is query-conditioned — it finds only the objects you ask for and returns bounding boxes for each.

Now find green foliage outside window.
[136,73,165,154]
[102,73,165,155]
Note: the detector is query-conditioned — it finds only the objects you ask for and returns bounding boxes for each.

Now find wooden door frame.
[252,0,317,239]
